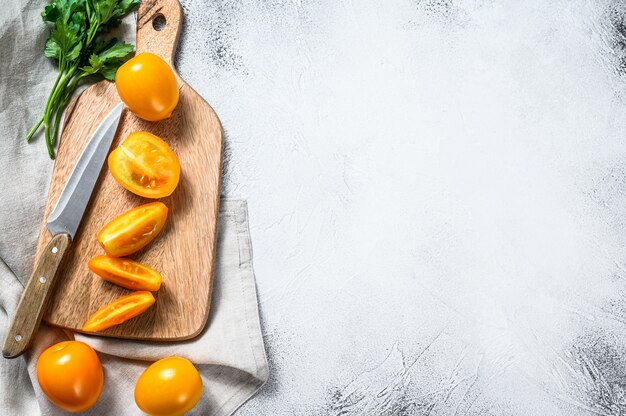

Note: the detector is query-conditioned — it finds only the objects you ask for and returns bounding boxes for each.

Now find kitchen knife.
[2,103,124,358]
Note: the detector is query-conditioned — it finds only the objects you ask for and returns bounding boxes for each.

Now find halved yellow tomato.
[88,255,162,291]
[98,202,168,257]
[82,291,155,332]
[108,132,180,199]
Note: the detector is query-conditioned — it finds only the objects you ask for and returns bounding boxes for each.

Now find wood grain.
[37,0,223,341]
[3,234,71,358]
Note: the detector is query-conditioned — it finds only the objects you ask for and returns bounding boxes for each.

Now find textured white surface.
[176,0,626,414]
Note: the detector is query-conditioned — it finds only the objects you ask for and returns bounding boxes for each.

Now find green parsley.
[27,0,139,159]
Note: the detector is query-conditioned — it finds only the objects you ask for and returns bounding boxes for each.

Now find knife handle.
[2,234,71,358]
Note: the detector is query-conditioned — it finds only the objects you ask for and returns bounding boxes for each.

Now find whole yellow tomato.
[36,341,103,412]
[135,357,202,416]
[116,52,179,121]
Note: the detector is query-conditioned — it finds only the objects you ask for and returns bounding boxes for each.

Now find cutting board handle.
[136,0,182,66]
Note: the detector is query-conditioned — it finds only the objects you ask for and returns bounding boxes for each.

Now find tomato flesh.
[36,341,103,412]
[98,202,168,257]
[82,291,155,332]
[115,52,179,121]
[108,132,180,199]
[88,255,162,291]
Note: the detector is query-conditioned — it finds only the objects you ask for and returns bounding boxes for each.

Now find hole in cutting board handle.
[153,14,166,31]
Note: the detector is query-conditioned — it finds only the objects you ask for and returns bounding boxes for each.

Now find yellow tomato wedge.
[88,255,162,291]
[108,132,180,199]
[82,291,155,332]
[97,202,168,257]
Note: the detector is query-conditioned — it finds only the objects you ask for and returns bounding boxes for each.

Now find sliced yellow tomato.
[97,202,168,257]
[88,255,162,291]
[82,291,155,332]
[108,132,180,199]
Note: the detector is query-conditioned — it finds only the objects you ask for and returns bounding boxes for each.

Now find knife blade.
[2,103,124,358]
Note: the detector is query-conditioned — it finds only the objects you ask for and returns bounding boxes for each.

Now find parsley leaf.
[44,20,82,61]
[80,39,133,77]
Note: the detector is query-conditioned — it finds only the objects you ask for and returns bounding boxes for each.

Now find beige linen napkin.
[0,1,268,414]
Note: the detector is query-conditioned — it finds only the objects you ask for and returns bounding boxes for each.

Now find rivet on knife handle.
[2,233,71,358]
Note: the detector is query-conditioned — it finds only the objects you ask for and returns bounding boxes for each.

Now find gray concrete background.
[176,1,626,414]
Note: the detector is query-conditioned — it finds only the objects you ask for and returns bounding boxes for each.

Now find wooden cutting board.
[37,0,223,340]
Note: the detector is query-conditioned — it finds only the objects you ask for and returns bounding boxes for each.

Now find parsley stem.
[44,64,76,157]
[25,116,44,143]
[43,58,66,119]
[50,73,87,144]
[27,58,65,143]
